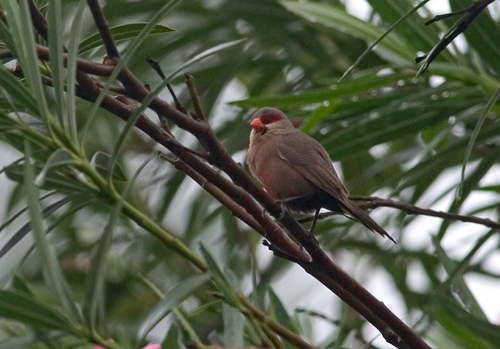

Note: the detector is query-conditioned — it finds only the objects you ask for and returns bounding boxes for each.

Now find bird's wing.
[277,131,349,198]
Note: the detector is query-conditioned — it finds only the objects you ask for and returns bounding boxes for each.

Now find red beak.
[250,118,264,129]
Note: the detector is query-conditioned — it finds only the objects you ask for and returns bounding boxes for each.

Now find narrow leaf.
[35,149,73,186]
[458,83,500,200]
[434,240,487,321]
[0,195,75,259]
[84,154,154,331]
[90,151,127,181]
[79,23,174,54]
[137,274,210,342]
[0,289,69,330]
[281,1,413,61]
[0,66,39,114]
[433,295,499,349]
[23,140,81,323]
[2,0,49,122]
[162,325,180,349]
[222,302,244,347]
[47,0,65,126]
[65,0,87,141]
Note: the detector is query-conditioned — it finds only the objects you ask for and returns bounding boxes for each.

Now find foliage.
[0,0,500,348]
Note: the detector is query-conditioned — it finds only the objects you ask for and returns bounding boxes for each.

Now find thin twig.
[238,293,318,349]
[87,0,120,62]
[339,0,431,82]
[146,55,187,113]
[185,73,206,121]
[351,196,500,230]
[417,0,496,74]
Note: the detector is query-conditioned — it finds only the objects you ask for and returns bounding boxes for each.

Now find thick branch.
[159,153,266,236]
[114,75,429,348]
[17,2,434,348]
[78,11,429,344]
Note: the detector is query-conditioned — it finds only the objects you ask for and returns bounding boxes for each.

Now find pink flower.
[142,344,161,349]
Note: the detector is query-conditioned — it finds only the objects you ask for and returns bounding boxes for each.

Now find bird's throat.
[256,127,267,136]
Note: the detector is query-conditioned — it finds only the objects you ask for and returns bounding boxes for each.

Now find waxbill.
[247,107,394,242]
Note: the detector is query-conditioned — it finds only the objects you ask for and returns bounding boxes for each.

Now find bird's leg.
[309,207,321,235]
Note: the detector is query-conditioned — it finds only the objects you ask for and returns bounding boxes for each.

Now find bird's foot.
[260,201,287,220]
[274,200,288,220]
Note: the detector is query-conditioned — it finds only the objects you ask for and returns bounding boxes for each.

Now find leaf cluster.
[0,0,500,349]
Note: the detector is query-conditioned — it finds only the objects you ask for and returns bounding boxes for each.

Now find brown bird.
[247,107,394,243]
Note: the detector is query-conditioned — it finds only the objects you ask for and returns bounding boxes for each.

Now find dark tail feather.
[343,200,396,243]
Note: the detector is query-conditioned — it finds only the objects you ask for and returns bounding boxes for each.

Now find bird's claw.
[275,200,287,220]
[261,201,287,221]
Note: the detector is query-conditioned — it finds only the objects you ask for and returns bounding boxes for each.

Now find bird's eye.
[261,114,281,124]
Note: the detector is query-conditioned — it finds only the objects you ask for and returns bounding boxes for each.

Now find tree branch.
[17,2,435,348]
[87,0,120,62]
[352,196,500,230]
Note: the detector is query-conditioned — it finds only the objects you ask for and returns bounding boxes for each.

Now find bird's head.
[250,107,293,135]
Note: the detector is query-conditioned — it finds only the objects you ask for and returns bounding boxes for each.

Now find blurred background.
[1,0,500,348]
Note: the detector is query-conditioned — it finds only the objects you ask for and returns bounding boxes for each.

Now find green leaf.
[268,287,291,328]
[438,147,500,239]
[301,102,336,133]
[199,244,241,309]
[84,153,154,332]
[0,16,17,57]
[433,295,500,349]
[35,149,73,187]
[0,195,74,259]
[83,208,117,333]
[78,23,175,54]
[281,1,413,61]
[433,240,487,321]
[90,151,127,181]
[65,0,86,141]
[162,325,180,349]
[4,162,89,193]
[137,274,210,342]
[0,66,39,114]
[47,0,65,126]
[199,244,228,284]
[231,71,417,108]
[0,289,70,330]
[458,83,500,200]
[367,0,444,57]
[23,140,82,323]
[2,0,49,122]
[339,0,435,81]
[222,302,244,347]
